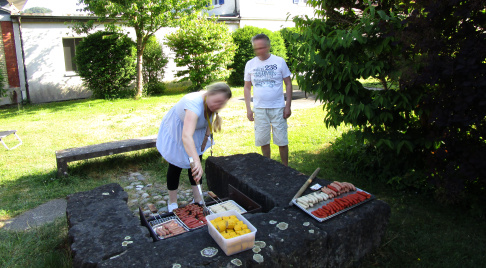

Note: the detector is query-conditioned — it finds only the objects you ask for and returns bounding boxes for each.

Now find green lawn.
[1,84,484,267]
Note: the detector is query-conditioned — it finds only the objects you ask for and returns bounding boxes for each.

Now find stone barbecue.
[67,153,390,267]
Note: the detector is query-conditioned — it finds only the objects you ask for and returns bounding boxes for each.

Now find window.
[63,38,83,72]
[293,0,307,3]
[213,0,224,5]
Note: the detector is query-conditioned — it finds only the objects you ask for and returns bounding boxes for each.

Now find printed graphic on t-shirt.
[254,64,279,88]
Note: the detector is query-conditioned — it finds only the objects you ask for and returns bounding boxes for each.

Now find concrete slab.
[2,198,67,231]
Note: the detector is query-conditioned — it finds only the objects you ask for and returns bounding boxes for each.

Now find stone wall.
[67,153,390,267]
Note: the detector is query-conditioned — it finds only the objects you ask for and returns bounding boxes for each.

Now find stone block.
[67,154,390,267]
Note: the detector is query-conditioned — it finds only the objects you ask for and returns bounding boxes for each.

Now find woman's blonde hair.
[206,82,232,133]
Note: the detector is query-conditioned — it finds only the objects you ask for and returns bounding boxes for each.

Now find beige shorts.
[254,107,288,147]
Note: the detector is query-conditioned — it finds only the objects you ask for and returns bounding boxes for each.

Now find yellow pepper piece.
[217,222,226,232]
[214,217,222,222]
[222,216,230,220]
[227,219,236,229]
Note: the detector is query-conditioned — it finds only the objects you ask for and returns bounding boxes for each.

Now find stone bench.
[67,153,390,267]
[56,135,157,177]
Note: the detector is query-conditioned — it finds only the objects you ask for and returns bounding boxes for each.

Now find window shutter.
[219,0,224,5]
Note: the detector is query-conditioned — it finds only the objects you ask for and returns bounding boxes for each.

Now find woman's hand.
[191,159,203,182]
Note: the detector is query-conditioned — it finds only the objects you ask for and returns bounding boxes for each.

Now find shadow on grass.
[0,149,166,219]
[0,82,190,120]
[0,218,71,268]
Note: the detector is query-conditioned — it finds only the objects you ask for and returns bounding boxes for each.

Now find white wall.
[239,0,315,30]
[14,21,186,103]
[207,0,237,16]
[15,21,93,103]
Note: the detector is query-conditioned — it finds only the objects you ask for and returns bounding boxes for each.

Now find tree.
[280,27,305,76]
[75,31,137,99]
[227,26,287,86]
[0,71,6,98]
[77,0,210,98]
[165,17,236,91]
[23,7,53,14]
[142,36,168,95]
[292,0,486,205]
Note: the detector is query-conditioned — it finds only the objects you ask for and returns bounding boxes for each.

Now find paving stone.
[3,199,67,231]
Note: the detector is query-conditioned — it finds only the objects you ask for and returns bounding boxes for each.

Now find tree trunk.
[135,40,144,99]
[135,48,143,98]
[134,25,144,99]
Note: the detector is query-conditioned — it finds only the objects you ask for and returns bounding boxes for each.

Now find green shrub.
[331,129,428,191]
[75,31,136,99]
[143,82,166,96]
[294,0,486,208]
[165,17,236,91]
[23,7,52,14]
[227,26,287,86]
[0,71,6,98]
[142,36,168,96]
[280,27,305,76]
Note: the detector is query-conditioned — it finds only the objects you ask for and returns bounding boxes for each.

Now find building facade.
[0,0,314,105]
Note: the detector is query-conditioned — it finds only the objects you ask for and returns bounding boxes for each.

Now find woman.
[156,82,232,212]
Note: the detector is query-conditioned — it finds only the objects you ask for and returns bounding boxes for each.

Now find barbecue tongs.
[189,157,210,216]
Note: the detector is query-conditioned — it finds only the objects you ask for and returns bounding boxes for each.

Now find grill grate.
[149,214,190,240]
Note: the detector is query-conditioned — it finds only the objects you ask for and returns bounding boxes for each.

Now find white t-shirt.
[244,54,292,108]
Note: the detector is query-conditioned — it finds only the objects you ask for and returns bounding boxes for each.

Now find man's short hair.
[251,33,271,47]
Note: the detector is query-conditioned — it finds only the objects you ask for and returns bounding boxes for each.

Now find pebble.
[131,181,142,185]
[146,184,152,187]
[141,193,150,199]
[131,172,142,176]
[128,199,138,206]
[164,196,170,201]
[143,210,151,216]
[153,195,162,200]
[136,175,146,181]
[124,186,134,190]
[159,207,169,213]
[156,200,167,206]
[141,198,150,204]
[180,201,188,206]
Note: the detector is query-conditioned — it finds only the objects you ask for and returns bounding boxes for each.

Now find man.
[244,33,292,166]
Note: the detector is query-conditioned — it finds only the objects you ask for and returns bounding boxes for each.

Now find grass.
[1,82,485,267]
